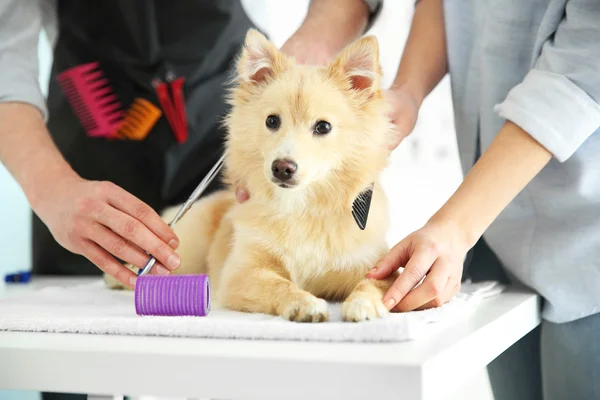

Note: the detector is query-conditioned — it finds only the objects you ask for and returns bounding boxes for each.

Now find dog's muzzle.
[271,159,298,188]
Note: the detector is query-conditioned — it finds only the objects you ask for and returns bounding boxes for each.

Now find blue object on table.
[4,271,31,283]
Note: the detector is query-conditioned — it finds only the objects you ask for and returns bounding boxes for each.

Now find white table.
[0,277,541,400]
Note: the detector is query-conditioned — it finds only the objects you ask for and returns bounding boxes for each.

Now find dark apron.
[33,0,254,276]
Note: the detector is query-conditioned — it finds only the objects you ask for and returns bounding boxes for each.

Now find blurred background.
[0,1,492,399]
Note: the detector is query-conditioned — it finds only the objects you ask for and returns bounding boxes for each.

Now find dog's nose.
[271,159,297,181]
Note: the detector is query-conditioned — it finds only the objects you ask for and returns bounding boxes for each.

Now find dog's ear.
[328,36,381,94]
[236,29,289,84]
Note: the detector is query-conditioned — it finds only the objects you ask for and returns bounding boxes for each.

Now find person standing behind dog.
[0,0,382,294]
[364,1,600,399]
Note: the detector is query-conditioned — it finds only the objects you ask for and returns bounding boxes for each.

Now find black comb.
[352,183,374,230]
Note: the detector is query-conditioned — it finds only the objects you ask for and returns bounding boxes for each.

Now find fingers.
[384,89,419,150]
[381,246,437,310]
[104,183,179,249]
[81,240,138,289]
[94,203,180,271]
[415,282,460,311]
[392,259,451,312]
[366,238,411,279]
[388,135,403,151]
[149,262,171,276]
[388,126,410,150]
[87,223,171,276]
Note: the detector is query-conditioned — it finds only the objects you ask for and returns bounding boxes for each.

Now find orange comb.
[116,98,162,140]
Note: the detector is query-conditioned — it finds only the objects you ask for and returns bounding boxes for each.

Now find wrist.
[287,0,369,61]
[426,211,480,253]
[27,162,80,212]
[280,31,337,66]
[391,81,426,109]
[390,84,422,111]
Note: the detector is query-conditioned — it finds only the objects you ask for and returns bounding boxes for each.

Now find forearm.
[283,0,370,63]
[430,121,552,248]
[0,102,77,210]
[391,0,447,106]
[304,0,369,50]
[0,1,71,208]
[437,0,600,247]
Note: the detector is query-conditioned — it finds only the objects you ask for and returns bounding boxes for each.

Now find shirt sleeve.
[493,0,600,162]
[0,0,49,120]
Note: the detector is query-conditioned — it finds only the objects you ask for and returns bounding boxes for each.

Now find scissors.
[137,154,226,276]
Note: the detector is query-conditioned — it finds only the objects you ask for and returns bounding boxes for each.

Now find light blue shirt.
[444,0,600,323]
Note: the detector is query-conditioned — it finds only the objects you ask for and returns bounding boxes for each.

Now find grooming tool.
[153,78,181,141]
[168,74,189,143]
[351,184,374,230]
[57,62,124,139]
[153,74,188,144]
[4,271,31,284]
[115,98,162,140]
[137,154,226,276]
[134,274,210,316]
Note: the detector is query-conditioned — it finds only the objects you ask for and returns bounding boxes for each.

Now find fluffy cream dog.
[106,29,398,322]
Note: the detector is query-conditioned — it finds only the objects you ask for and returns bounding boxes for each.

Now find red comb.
[57,62,124,139]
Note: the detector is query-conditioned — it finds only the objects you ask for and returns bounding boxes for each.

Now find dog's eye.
[266,115,281,131]
[314,120,332,135]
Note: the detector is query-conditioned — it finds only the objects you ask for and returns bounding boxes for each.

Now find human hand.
[385,87,420,150]
[34,175,180,288]
[280,35,332,66]
[366,217,470,312]
[278,0,368,66]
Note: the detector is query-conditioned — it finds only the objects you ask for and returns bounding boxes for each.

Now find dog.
[105,29,399,322]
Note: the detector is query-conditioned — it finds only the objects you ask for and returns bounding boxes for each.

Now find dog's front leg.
[218,248,329,322]
[342,273,398,322]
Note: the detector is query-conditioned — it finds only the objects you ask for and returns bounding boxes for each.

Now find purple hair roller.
[134,275,210,316]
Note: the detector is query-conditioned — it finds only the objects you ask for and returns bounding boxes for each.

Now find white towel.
[0,280,503,342]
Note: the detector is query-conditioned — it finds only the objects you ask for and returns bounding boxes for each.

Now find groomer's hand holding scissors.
[0,103,181,289]
[35,174,180,288]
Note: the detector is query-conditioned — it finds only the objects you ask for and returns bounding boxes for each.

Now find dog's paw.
[342,295,388,322]
[281,294,329,323]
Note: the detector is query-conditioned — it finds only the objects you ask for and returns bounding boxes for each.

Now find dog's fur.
[105,29,399,322]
